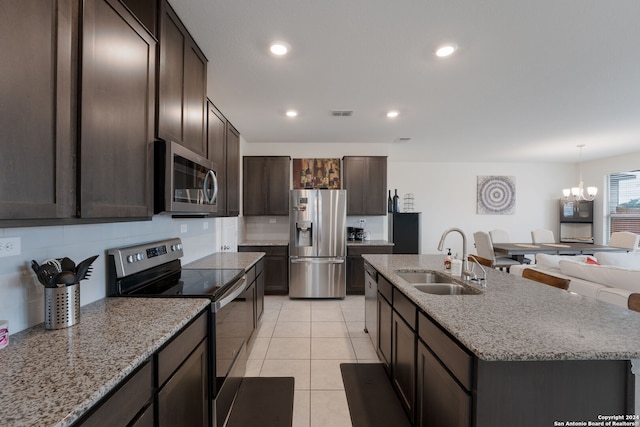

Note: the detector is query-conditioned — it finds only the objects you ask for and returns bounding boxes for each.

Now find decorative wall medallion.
[477,176,516,215]
[292,158,341,189]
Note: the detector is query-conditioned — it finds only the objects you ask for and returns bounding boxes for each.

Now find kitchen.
[3,1,640,426]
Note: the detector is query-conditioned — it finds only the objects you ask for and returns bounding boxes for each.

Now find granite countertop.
[0,297,210,427]
[363,254,640,362]
[185,251,265,270]
[238,240,288,246]
[347,239,394,246]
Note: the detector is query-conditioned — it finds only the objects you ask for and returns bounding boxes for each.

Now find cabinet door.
[378,293,392,370]
[243,157,266,215]
[392,311,416,422]
[346,255,365,294]
[416,341,470,427]
[343,157,367,215]
[0,0,75,222]
[363,157,387,215]
[80,0,154,219]
[183,41,207,155]
[207,102,227,215]
[226,124,240,216]
[265,157,290,215]
[256,269,265,322]
[158,339,209,427]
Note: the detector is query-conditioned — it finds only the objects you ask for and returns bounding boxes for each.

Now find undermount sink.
[394,269,483,295]
[394,270,453,284]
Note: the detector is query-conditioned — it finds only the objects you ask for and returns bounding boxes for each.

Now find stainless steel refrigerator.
[289,189,347,298]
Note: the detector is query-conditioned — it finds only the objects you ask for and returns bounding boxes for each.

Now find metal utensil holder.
[45,283,80,330]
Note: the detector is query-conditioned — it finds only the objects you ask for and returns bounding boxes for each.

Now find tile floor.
[245,295,380,427]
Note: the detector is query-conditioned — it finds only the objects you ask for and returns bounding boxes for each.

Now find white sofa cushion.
[594,251,640,269]
[534,254,590,272]
[559,260,640,293]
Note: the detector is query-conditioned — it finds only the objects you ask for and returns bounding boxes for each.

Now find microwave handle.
[203,170,218,205]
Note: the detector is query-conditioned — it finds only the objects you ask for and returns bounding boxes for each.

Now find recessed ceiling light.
[286,110,298,118]
[270,42,289,56]
[386,111,399,118]
[435,44,458,58]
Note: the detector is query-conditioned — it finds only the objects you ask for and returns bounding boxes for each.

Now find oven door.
[212,275,248,427]
[155,140,218,214]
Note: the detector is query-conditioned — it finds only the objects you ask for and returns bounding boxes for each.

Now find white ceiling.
[170,0,640,163]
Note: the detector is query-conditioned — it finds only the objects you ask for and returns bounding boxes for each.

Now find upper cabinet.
[158,0,208,156]
[225,123,241,217]
[243,156,291,216]
[343,156,388,215]
[79,0,156,219]
[0,0,76,224]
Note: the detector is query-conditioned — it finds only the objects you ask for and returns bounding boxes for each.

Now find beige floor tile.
[310,390,352,427]
[248,337,270,360]
[293,390,310,427]
[339,296,364,310]
[273,321,311,337]
[311,337,356,360]
[311,309,344,322]
[279,309,312,322]
[264,296,286,310]
[341,308,365,322]
[311,300,342,310]
[282,299,312,309]
[311,359,350,390]
[346,321,369,338]
[261,308,280,322]
[351,337,378,360]
[311,322,350,338]
[266,337,311,360]
[260,359,311,390]
[358,359,382,364]
[245,359,263,376]
[255,320,276,338]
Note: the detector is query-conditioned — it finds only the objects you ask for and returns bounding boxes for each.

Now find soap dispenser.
[444,248,452,270]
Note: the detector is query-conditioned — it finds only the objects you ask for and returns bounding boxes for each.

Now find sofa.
[510,252,640,309]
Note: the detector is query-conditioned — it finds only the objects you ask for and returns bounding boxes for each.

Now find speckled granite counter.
[363,254,640,362]
[0,297,209,427]
[184,251,264,270]
[347,239,394,246]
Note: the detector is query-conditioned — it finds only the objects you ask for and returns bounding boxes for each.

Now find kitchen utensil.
[59,257,76,272]
[52,271,77,286]
[34,264,59,287]
[43,258,62,273]
[75,255,99,281]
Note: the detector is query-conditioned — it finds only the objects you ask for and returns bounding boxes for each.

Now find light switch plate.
[180,224,188,233]
[0,237,21,257]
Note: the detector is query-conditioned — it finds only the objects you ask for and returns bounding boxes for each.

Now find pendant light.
[562,144,597,201]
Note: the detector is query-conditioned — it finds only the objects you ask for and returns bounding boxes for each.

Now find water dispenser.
[295,221,313,247]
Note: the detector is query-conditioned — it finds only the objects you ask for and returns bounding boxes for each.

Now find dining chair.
[489,229,510,243]
[467,255,494,268]
[628,293,640,312]
[609,231,640,251]
[522,268,570,290]
[473,231,520,272]
[531,229,555,244]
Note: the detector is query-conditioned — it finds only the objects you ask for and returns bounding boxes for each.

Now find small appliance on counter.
[346,227,365,241]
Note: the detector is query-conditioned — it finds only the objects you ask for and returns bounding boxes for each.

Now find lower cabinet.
[377,275,393,371]
[346,245,393,294]
[391,289,417,423]
[239,245,288,295]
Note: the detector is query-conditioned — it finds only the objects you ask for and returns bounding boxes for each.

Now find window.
[607,170,640,240]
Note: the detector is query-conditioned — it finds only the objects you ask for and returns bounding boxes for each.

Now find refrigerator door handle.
[290,257,345,264]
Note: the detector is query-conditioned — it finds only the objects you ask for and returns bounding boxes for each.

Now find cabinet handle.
[203,170,218,205]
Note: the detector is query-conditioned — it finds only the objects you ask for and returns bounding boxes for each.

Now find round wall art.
[477,175,516,215]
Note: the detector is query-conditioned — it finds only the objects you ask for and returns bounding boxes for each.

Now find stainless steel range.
[107,238,250,427]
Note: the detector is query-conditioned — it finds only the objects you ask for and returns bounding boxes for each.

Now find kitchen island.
[363,254,640,426]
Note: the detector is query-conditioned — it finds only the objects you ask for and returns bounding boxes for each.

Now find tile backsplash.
[0,215,235,334]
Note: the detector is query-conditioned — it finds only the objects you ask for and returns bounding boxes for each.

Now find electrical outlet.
[359,218,366,225]
[269,218,277,224]
[180,224,187,233]
[203,222,209,230]
[0,237,21,257]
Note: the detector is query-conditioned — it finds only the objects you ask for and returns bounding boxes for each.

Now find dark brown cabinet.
[79,0,155,219]
[207,101,240,217]
[377,276,393,370]
[158,0,207,156]
[243,156,291,216]
[391,290,416,423]
[239,245,289,295]
[0,0,76,224]
[343,156,387,215]
[347,245,393,294]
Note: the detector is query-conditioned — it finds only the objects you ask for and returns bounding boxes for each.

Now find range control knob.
[171,244,182,252]
[136,253,144,261]
[126,255,135,263]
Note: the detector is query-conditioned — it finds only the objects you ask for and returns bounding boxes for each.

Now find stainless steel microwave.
[155,140,218,215]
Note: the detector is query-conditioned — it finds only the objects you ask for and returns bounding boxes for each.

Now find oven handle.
[213,275,247,313]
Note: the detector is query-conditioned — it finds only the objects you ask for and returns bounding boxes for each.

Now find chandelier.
[562,144,597,201]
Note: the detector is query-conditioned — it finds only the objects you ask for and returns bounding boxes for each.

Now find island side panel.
[474,359,634,427]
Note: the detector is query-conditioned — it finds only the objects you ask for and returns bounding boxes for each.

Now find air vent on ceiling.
[395,137,412,143]
[330,110,354,117]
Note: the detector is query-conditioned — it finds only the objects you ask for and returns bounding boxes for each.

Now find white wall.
[0,216,237,334]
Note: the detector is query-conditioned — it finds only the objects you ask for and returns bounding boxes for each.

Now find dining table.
[492,242,629,263]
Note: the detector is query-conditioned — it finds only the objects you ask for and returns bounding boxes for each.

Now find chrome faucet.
[437,227,475,281]
[466,254,487,287]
